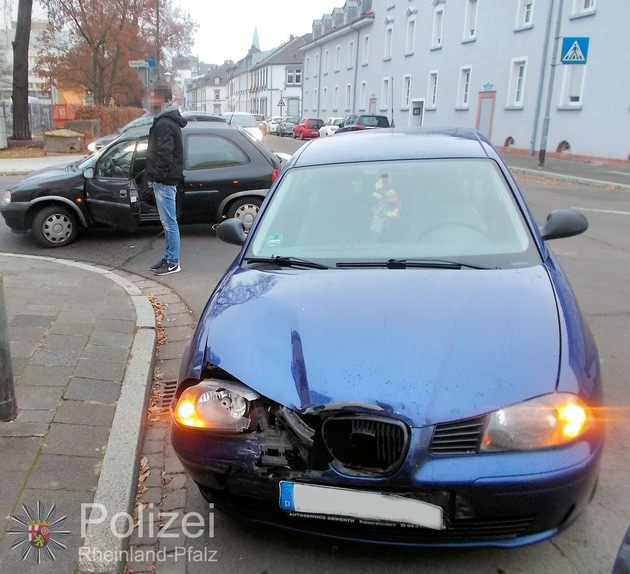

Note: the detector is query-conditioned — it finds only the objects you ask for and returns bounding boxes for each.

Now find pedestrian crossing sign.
[561,37,589,64]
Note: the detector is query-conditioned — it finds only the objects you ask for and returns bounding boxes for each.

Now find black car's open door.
[84,139,142,232]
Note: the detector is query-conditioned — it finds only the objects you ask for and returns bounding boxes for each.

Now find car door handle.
[119,189,128,198]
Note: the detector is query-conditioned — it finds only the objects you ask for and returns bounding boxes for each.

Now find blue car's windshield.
[247,158,541,269]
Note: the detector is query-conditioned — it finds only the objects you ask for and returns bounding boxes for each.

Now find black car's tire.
[31,205,79,248]
[226,197,262,231]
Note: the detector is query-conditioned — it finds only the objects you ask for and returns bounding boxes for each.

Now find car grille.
[321,416,409,473]
[430,415,487,454]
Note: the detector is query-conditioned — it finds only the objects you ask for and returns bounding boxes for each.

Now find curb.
[0,253,157,574]
[509,166,630,192]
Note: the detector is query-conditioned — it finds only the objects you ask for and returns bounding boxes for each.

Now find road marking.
[573,207,630,216]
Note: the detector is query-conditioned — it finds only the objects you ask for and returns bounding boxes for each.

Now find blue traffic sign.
[147,59,157,68]
[561,37,589,64]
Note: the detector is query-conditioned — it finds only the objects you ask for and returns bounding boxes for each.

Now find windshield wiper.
[245,256,329,270]
[336,259,489,270]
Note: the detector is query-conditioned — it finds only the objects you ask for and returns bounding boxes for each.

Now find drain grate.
[154,380,178,412]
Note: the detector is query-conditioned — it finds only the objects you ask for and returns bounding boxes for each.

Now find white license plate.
[279,482,444,530]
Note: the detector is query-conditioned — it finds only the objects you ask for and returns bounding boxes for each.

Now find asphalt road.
[1,135,629,573]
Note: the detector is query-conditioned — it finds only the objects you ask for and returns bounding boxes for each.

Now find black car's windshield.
[246,159,541,269]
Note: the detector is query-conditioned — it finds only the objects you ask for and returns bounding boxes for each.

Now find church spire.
[251,27,260,50]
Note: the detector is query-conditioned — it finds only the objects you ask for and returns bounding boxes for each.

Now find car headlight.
[87,141,96,153]
[480,393,593,452]
[173,379,259,432]
[2,190,10,204]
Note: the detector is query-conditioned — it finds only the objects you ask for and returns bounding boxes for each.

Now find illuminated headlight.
[1,190,10,203]
[87,141,96,153]
[173,379,259,432]
[481,393,593,452]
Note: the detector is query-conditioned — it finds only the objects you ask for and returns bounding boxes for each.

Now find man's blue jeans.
[153,183,180,266]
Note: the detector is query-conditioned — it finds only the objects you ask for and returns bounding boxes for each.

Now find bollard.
[0,274,18,421]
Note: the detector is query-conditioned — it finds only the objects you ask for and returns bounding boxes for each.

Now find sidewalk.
[0,253,195,574]
[0,149,628,189]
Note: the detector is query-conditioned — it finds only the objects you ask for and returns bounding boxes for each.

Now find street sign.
[147,59,156,68]
[277,98,285,107]
[561,37,589,64]
[128,60,147,68]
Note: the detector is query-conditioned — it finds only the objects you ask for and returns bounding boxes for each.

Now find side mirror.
[84,167,94,179]
[216,218,247,246]
[540,208,588,241]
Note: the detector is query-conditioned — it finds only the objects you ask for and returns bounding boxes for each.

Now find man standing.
[146,99,188,275]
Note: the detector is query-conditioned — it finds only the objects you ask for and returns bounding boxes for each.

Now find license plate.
[279,482,444,530]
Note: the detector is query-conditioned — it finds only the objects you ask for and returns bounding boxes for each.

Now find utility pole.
[538,0,564,168]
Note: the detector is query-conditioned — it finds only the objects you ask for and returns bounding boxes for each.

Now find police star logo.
[7,501,70,563]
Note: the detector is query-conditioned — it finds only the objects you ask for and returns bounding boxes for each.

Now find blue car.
[171,128,604,548]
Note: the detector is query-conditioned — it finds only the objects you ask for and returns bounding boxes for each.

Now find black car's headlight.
[173,379,259,432]
[480,393,594,452]
[1,190,11,204]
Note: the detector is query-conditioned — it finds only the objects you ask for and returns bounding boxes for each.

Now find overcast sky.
[177,0,338,64]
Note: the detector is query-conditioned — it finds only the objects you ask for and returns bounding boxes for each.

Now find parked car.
[292,117,324,140]
[319,116,344,137]
[87,111,226,153]
[253,114,268,135]
[335,114,391,133]
[87,114,154,153]
[170,127,603,548]
[221,112,263,142]
[277,116,301,137]
[267,116,283,134]
[0,123,282,247]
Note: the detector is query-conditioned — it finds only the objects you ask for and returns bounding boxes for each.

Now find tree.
[36,0,197,106]
[11,0,33,140]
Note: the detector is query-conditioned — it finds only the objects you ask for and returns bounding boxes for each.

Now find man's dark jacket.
[145,106,188,185]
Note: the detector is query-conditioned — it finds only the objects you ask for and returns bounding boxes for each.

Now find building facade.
[301,0,629,161]
[226,34,310,119]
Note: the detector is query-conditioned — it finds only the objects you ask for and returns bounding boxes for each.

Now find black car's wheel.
[31,205,79,248]
[226,197,262,231]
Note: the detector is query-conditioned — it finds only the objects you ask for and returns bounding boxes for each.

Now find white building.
[301,0,630,162]
[226,34,310,119]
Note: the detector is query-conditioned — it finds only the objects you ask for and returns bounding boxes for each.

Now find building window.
[432,7,444,49]
[345,84,352,111]
[428,71,439,108]
[305,57,310,79]
[381,78,390,110]
[314,54,319,78]
[323,50,329,75]
[457,67,472,109]
[304,90,309,111]
[560,65,586,106]
[405,18,416,55]
[333,85,339,111]
[214,78,220,85]
[313,89,318,112]
[359,81,367,111]
[384,25,394,60]
[362,34,370,66]
[335,46,341,72]
[387,0,395,8]
[508,58,527,107]
[286,68,302,85]
[348,40,355,69]
[401,75,411,110]
[572,0,596,16]
[322,87,328,111]
[516,0,535,29]
[214,89,220,100]
[464,0,478,40]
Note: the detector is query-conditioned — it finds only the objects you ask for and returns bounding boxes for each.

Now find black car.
[87,111,226,152]
[335,114,391,133]
[0,123,282,247]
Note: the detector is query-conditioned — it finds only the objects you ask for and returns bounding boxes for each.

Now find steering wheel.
[417,218,488,241]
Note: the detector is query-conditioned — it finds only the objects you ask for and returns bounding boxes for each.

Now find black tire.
[31,205,79,248]
[226,197,262,232]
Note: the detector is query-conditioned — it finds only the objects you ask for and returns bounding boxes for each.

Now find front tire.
[226,197,262,232]
[32,205,79,248]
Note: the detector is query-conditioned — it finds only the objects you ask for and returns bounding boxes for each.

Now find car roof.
[290,127,495,167]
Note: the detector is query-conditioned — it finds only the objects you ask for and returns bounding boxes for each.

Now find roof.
[289,128,496,167]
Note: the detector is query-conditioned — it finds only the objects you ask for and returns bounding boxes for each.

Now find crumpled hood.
[191,266,561,426]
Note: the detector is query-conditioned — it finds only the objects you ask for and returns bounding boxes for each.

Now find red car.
[293,117,324,140]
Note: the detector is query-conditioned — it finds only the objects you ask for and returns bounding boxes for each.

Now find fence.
[0,97,54,137]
